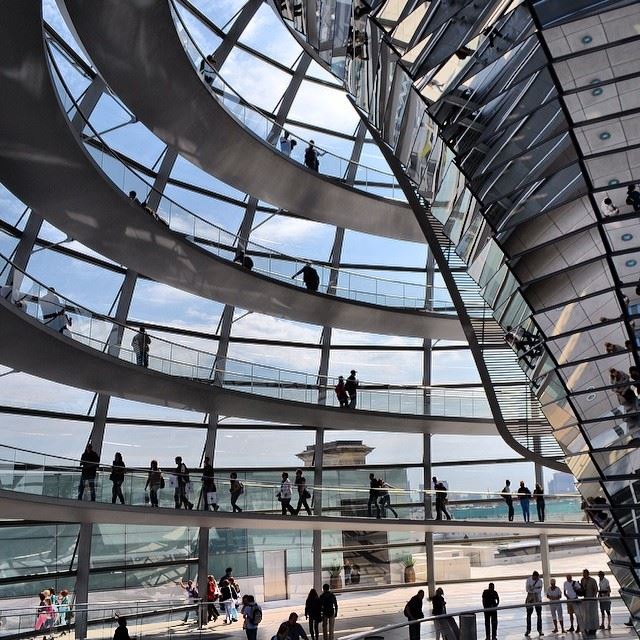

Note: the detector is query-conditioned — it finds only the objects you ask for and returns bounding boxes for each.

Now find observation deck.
[0,265,494,435]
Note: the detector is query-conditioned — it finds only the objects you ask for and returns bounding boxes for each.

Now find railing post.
[459,613,477,640]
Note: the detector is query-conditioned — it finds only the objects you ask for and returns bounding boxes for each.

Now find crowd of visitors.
[32,568,617,640]
[500,479,546,522]
[403,569,614,640]
[33,588,72,640]
[73,448,571,526]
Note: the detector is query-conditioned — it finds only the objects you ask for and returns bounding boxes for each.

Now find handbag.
[303,489,311,499]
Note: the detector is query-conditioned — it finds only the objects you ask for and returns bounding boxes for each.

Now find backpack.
[239,481,245,495]
[403,602,411,618]
[251,605,262,625]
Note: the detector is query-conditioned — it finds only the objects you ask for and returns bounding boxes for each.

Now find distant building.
[548,472,575,495]
[297,440,411,589]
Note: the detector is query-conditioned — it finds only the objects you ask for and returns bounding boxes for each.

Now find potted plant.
[401,555,416,583]
[327,563,342,590]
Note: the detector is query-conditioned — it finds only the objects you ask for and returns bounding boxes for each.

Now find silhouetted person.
[404,590,424,640]
[234,250,254,270]
[174,456,194,510]
[294,469,311,515]
[626,185,640,212]
[335,376,349,408]
[433,476,451,520]
[113,618,131,640]
[131,327,150,367]
[304,140,325,172]
[501,479,514,521]
[110,452,126,504]
[78,443,99,501]
[518,480,531,522]
[481,582,499,640]
[533,483,545,521]
[345,370,358,409]
[292,263,320,291]
[202,456,218,511]
[319,584,338,640]
[367,473,380,518]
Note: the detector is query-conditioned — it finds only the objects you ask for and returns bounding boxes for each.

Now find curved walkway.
[0,296,493,435]
[0,489,593,536]
[60,0,424,243]
[0,1,461,340]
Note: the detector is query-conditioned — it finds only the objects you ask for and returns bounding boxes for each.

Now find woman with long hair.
[304,588,322,640]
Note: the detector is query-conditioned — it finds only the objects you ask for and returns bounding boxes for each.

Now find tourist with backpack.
[174,456,193,510]
[241,595,262,640]
[230,472,244,512]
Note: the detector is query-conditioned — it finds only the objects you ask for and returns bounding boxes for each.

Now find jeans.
[149,486,159,507]
[111,480,124,504]
[348,394,357,409]
[521,499,530,522]
[367,495,380,518]
[78,477,96,501]
[526,604,542,634]
[536,500,545,522]
[309,618,320,640]
[484,611,497,639]
[224,601,235,622]
[322,615,335,640]
[408,621,421,640]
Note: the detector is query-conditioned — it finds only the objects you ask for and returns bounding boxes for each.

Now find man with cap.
[345,370,359,409]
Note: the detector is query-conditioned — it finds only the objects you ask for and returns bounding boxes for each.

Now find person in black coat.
[404,590,424,640]
[305,588,322,640]
[110,452,126,504]
[482,583,500,640]
[113,618,131,640]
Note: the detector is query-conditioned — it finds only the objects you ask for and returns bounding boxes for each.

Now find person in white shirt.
[279,130,297,157]
[278,472,296,515]
[525,571,543,636]
[563,575,580,633]
[598,571,611,630]
[601,197,619,217]
[546,578,564,633]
